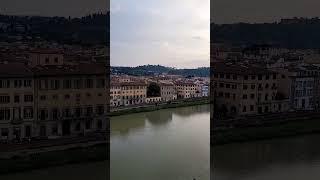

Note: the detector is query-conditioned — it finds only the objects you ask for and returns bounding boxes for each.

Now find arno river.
[0,105,210,180]
[3,104,320,180]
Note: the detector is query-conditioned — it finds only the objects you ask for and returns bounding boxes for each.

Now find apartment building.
[159,82,177,102]
[0,63,34,141]
[120,82,147,106]
[110,82,122,107]
[0,50,108,141]
[276,65,319,110]
[175,82,198,99]
[32,63,107,137]
[212,62,289,117]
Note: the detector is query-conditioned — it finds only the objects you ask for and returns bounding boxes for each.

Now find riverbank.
[0,142,108,174]
[110,97,209,116]
[0,134,108,175]
[212,111,320,146]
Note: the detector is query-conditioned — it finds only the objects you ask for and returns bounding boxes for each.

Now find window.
[52,94,58,100]
[219,83,224,88]
[226,84,230,88]
[40,80,48,89]
[54,57,59,63]
[251,84,255,89]
[63,80,72,89]
[14,95,20,103]
[96,105,104,115]
[14,80,22,88]
[243,106,247,112]
[0,108,10,120]
[258,75,262,80]
[244,75,248,80]
[51,80,60,89]
[52,108,59,119]
[24,95,33,102]
[265,83,269,89]
[250,105,254,111]
[250,94,255,99]
[74,79,82,89]
[233,75,237,80]
[64,108,71,117]
[265,94,269,101]
[226,74,230,79]
[243,94,248,99]
[96,79,105,88]
[25,126,31,137]
[0,96,10,104]
[1,128,8,137]
[23,107,33,119]
[24,80,32,87]
[75,107,81,117]
[39,109,48,120]
[266,75,270,80]
[251,76,256,80]
[85,79,93,88]
[64,94,70,99]
[45,57,49,63]
[225,93,230,98]
[220,74,224,78]
[243,85,248,90]
[40,95,46,101]
[86,107,93,116]
[85,120,92,129]
[273,74,277,79]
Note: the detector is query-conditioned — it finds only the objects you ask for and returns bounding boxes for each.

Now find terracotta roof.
[211,62,275,75]
[0,63,33,77]
[31,63,106,76]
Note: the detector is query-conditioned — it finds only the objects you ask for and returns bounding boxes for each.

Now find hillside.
[211,18,320,48]
[111,65,210,77]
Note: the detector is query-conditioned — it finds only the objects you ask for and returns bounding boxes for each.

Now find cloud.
[111,0,210,68]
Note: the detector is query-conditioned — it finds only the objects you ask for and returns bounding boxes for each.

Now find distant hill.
[211,18,320,49]
[0,13,109,45]
[111,65,210,77]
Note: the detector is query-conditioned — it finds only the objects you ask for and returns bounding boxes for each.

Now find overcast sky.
[111,0,210,68]
[0,0,108,17]
[212,0,320,24]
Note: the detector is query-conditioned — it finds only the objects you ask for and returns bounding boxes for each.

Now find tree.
[147,82,161,97]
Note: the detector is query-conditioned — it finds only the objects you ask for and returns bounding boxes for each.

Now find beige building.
[0,63,34,141]
[175,82,197,99]
[0,50,108,141]
[160,82,177,102]
[212,62,289,117]
[120,81,147,106]
[110,82,122,107]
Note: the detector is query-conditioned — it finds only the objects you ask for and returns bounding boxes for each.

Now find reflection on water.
[0,105,209,180]
[213,134,320,180]
[111,105,210,180]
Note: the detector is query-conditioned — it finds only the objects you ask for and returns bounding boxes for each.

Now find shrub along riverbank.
[110,97,210,116]
[212,112,320,146]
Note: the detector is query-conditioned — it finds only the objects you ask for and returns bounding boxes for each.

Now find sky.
[212,0,320,24]
[111,0,210,68]
[0,0,108,17]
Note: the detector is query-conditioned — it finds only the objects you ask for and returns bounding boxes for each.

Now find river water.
[5,104,319,180]
[212,134,320,180]
[0,105,210,180]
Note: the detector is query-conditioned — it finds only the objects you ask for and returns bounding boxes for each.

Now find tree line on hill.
[211,18,320,49]
[111,65,210,77]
